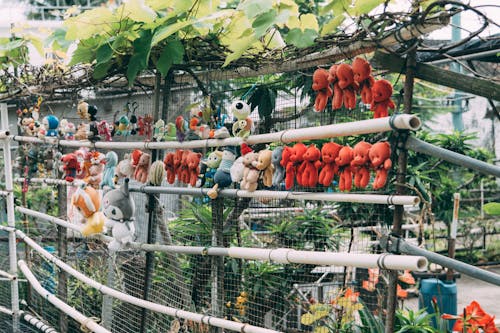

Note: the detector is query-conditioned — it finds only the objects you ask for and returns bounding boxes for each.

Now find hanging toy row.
[312,57,395,118]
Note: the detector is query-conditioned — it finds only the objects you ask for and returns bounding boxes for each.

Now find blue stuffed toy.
[43,115,59,137]
[100,151,118,189]
[207,146,237,199]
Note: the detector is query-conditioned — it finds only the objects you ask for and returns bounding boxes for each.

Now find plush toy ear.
[121,178,130,197]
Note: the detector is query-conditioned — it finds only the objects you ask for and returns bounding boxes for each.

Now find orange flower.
[344,288,360,303]
[482,316,500,333]
[362,268,379,292]
[443,301,498,333]
[362,280,376,292]
[398,270,416,285]
[396,285,408,299]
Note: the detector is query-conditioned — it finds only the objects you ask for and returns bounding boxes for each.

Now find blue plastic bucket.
[419,278,457,330]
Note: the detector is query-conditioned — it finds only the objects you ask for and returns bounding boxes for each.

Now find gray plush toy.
[102,178,136,252]
[271,146,285,187]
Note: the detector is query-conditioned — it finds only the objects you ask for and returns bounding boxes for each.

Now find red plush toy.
[335,146,354,191]
[173,149,184,180]
[312,68,333,112]
[134,152,151,184]
[61,153,80,182]
[351,141,372,189]
[164,152,176,184]
[186,151,202,187]
[352,57,375,104]
[371,79,395,118]
[328,64,343,110]
[369,141,392,190]
[318,142,342,187]
[179,150,191,184]
[300,144,322,187]
[281,146,293,189]
[284,143,307,190]
[336,64,359,110]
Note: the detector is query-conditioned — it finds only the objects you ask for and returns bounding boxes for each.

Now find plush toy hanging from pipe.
[100,151,118,189]
[71,186,106,237]
[102,178,136,252]
[207,146,238,199]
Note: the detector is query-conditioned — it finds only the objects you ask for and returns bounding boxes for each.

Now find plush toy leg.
[285,164,295,190]
[373,169,388,190]
[207,184,219,199]
[332,85,343,110]
[344,90,356,110]
[361,85,372,104]
[354,167,370,188]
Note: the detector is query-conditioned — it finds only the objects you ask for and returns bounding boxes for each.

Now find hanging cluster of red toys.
[163,150,203,187]
[312,57,395,117]
[280,140,392,191]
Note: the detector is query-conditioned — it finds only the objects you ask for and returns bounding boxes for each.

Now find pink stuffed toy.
[186,151,202,187]
[352,57,375,104]
[300,144,322,187]
[134,152,151,183]
[369,141,392,190]
[285,143,307,189]
[335,146,354,192]
[87,151,105,189]
[371,79,395,118]
[312,68,333,112]
[336,64,359,110]
[240,152,260,192]
[318,142,342,187]
[351,141,372,189]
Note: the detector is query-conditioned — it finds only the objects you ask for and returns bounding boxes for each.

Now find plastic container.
[419,278,457,330]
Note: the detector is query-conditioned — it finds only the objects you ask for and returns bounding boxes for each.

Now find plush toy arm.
[384,158,392,170]
[388,99,396,110]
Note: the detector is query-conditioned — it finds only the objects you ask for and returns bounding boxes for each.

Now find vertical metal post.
[451,11,464,131]
[1,103,20,332]
[446,193,460,281]
[384,50,416,333]
[101,255,115,329]
[211,198,224,333]
[57,182,68,332]
[480,180,484,219]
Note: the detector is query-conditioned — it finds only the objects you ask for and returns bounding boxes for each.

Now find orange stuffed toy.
[369,141,392,190]
[352,57,375,104]
[71,186,105,236]
[335,146,354,191]
[281,146,293,189]
[318,142,342,187]
[179,150,191,184]
[134,152,151,184]
[312,68,332,112]
[351,141,372,189]
[187,151,202,187]
[164,152,176,184]
[336,64,359,110]
[284,143,307,190]
[328,64,343,110]
[300,144,322,188]
[371,79,395,118]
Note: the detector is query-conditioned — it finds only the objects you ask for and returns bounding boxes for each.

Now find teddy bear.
[143,114,154,140]
[336,63,359,110]
[77,100,90,120]
[186,151,202,187]
[100,151,118,189]
[335,146,354,191]
[352,57,375,104]
[312,68,332,112]
[240,151,260,192]
[351,141,372,189]
[287,143,308,189]
[75,123,89,140]
[71,186,106,236]
[254,149,274,188]
[230,144,251,183]
[299,144,322,187]
[178,150,191,184]
[60,153,80,182]
[61,119,76,140]
[102,178,136,252]
[231,100,253,138]
[87,151,105,189]
[172,149,185,181]
[163,152,176,184]
[134,152,151,184]
[271,146,284,187]
[369,141,392,190]
[207,146,238,199]
[371,79,395,118]
[116,153,135,179]
[327,64,343,110]
[318,142,342,187]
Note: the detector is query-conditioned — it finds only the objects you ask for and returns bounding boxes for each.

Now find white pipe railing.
[16,234,280,333]
[18,260,111,333]
[1,103,19,330]
[11,114,421,149]
[0,269,16,280]
[15,178,73,186]
[0,305,13,315]
[0,190,10,196]
[13,208,427,271]
[0,130,9,139]
[23,313,59,333]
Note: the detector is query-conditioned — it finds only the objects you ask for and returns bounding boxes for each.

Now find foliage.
[394,308,437,333]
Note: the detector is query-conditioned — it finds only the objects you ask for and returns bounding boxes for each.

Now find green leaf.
[93,61,112,79]
[484,202,500,216]
[156,40,184,76]
[152,20,193,46]
[348,0,385,16]
[252,9,277,38]
[64,7,116,40]
[126,29,153,84]
[321,15,345,36]
[122,0,157,23]
[46,28,72,51]
[285,28,318,48]
[69,44,95,65]
[222,34,257,67]
[240,0,273,19]
[96,43,113,64]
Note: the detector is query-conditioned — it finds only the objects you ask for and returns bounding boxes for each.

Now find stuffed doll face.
[206,151,222,169]
[322,143,342,164]
[369,142,391,167]
[242,152,257,167]
[352,142,371,166]
[352,58,371,83]
[335,147,353,166]
[372,80,393,102]
[336,64,354,89]
[328,65,338,83]
[304,145,320,161]
[231,100,251,120]
[312,69,329,90]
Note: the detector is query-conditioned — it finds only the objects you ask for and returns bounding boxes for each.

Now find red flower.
[396,285,408,299]
[442,301,498,333]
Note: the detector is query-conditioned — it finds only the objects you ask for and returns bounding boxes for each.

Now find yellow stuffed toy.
[71,186,105,236]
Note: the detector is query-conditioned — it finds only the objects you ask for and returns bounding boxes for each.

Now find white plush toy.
[102,178,136,252]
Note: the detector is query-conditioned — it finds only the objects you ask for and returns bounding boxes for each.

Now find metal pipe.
[0,130,10,139]
[18,261,111,333]
[22,313,59,333]
[382,235,500,287]
[406,136,500,178]
[1,103,19,331]
[426,48,500,66]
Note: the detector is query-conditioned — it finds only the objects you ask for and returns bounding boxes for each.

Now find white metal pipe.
[15,178,74,186]
[23,313,59,333]
[12,114,421,150]
[16,207,83,234]
[0,130,10,139]
[0,269,16,280]
[18,260,111,333]
[0,190,10,196]
[1,103,20,330]
[0,305,13,315]
[16,233,280,333]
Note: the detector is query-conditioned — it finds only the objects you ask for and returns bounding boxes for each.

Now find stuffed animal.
[102,178,136,252]
[328,64,343,110]
[87,151,105,189]
[271,147,284,187]
[240,152,260,192]
[369,141,392,190]
[178,150,191,184]
[71,186,106,236]
[312,68,332,112]
[97,120,113,141]
[43,115,59,137]
[101,151,118,189]
[352,57,375,104]
[164,152,176,184]
[230,143,251,183]
[153,120,165,141]
[173,149,185,181]
[116,153,135,179]
[285,143,307,189]
[60,153,80,182]
[231,100,253,138]
[143,114,154,140]
[134,152,151,184]
[175,116,188,142]
[336,63,359,110]
[207,146,238,199]
[300,144,321,188]
[78,151,92,181]
[351,141,372,189]
[61,120,76,140]
[21,117,35,136]
[186,151,202,187]
[77,101,90,120]
[335,146,354,191]
[371,79,395,118]
[280,146,293,190]
[318,142,342,187]
[75,123,89,140]
[88,105,98,121]
[116,115,131,136]
[254,149,274,188]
